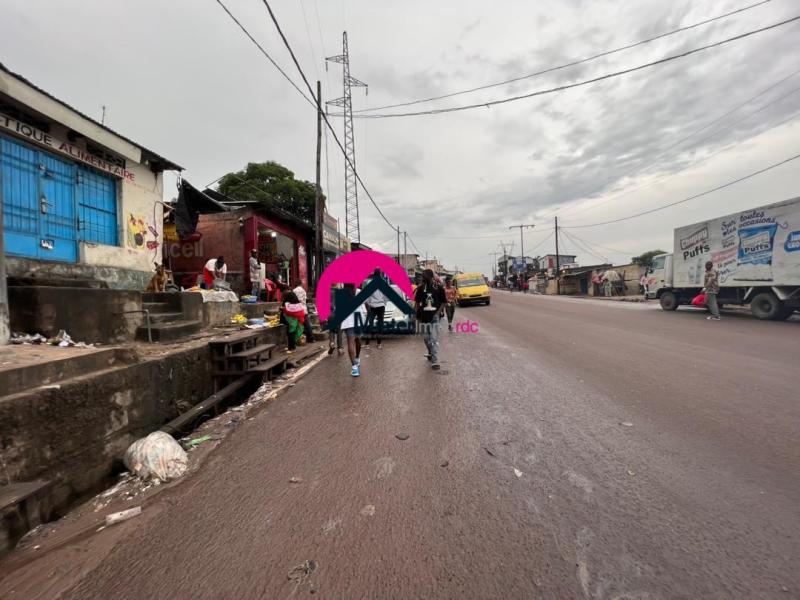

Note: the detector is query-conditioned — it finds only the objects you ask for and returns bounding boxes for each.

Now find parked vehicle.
[454,272,491,306]
[647,197,800,320]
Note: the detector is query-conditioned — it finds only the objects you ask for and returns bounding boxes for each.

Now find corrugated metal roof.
[0,62,182,171]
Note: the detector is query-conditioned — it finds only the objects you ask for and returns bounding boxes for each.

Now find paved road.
[4,293,800,599]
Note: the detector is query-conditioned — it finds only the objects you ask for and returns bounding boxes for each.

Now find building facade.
[167,206,312,294]
[1,64,180,290]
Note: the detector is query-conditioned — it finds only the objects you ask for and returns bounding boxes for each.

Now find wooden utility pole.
[554,216,560,295]
[314,80,323,288]
[396,226,401,261]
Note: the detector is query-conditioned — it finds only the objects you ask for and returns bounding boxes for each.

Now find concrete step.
[136,320,202,342]
[147,311,184,324]
[0,479,54,554]
[142,302,174,315]
[0,347,130,397]
[286,344,325,369]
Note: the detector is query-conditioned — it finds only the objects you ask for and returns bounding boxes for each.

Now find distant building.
[540,254,577,270]
[389,253,419,275]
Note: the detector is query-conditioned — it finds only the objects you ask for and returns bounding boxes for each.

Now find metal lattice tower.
[326,31,367,243]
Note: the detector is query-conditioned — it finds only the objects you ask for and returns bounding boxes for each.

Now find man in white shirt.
[364,268,387,348]
[202,256,226,289]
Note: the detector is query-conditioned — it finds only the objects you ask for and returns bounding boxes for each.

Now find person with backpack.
[414,269,446,370]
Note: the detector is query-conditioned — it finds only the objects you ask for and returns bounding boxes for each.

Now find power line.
[553,107,800,223]
[342,15,800,119]
[354,0,772,114]
[561,230,610,263]
[556,72,800,219]
[214,0,316,108]
[297,0,321,81]
[259,0,399,236]
[561,151,800,229]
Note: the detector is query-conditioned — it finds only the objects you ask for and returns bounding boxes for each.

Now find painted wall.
[1,70,169,285]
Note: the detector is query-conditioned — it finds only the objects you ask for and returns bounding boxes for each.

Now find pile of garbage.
[10,330,95,348]
[123,431,188,482]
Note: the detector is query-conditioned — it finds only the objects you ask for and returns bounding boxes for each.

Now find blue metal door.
[1,137,40,259]
[39,150,77,262]
[1,135,78,262]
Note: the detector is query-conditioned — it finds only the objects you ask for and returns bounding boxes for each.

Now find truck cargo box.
[672,197,800,288]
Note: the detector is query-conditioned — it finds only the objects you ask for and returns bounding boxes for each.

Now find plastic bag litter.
[123,431,188,482]
[10,332,47,344]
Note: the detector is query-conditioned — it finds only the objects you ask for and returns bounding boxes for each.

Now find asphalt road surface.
[3,293,799,599]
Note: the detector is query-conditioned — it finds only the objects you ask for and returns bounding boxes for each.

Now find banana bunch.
[231,313,248,325]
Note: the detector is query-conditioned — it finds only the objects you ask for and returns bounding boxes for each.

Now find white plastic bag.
[123,431,188,481]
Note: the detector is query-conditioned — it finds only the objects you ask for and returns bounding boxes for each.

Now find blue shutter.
[77,166,118,246]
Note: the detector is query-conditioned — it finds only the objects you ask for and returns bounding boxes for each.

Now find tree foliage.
[217,161,322,223]
[632,249,667,268]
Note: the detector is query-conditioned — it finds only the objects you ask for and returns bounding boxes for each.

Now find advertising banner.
[673,197,800,287]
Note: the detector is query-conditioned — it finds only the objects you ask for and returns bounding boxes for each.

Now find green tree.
[217,161,322,223]
[632,249,667,268]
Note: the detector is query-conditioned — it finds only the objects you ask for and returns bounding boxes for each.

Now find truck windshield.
[651,256,666,270]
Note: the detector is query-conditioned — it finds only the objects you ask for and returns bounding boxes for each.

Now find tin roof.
[0,62,182,172]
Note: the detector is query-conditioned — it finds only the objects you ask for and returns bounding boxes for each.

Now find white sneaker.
[351,365,360,377]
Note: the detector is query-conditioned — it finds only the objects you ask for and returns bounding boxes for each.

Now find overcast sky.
[2,0,798,273]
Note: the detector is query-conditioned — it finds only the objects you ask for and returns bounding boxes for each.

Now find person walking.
[414,269,446,370]
[327,283,344,356]
[444,276,457,332]
[703,261,721,320]
[364,269,387,348]
[639,273,649,300]
[248,249,261,298]
[340,283,366,376]
[292,278,315,345]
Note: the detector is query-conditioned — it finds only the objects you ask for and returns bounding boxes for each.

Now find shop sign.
[0,111,135,182]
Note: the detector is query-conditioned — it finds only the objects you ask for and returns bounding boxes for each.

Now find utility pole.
[396,226,401,261]
[508,223,535,279]
[488,251,500,280]
[403,231,407,260]
[101,105,107,125]
[326,32,367,243]
[554,216,561,295]
[314,81,324,288]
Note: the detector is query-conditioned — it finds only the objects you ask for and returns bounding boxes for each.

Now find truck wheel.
[659,291,679,311]
[750,292,783,320]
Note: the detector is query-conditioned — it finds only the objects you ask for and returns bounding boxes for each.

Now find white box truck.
[647,196,800,320]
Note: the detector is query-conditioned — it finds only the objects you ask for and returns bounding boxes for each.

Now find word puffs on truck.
[648,196,800,320]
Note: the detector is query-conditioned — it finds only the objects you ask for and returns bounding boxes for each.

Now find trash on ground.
[483,447,496,457]
[289,476,303,484]
[513,468,523,478]
[105,506,142,526]
[440,460,449,468]
[627,470,636,476]
[10,332,47,344]
[288,559,317,581]
[48,329,74,347]
[184,434,212,448]
[395,433,410,441]
[124,431,188,482]
[620,422,634,427]
[41,384,61,390]
[360,504,376,516]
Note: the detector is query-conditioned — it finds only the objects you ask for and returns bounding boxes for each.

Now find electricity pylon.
[326,32,367,243]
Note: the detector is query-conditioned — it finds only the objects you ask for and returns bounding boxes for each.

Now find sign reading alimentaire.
[0,111,136,182]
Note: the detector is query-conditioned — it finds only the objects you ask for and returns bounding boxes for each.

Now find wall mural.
[127,213,160,251]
